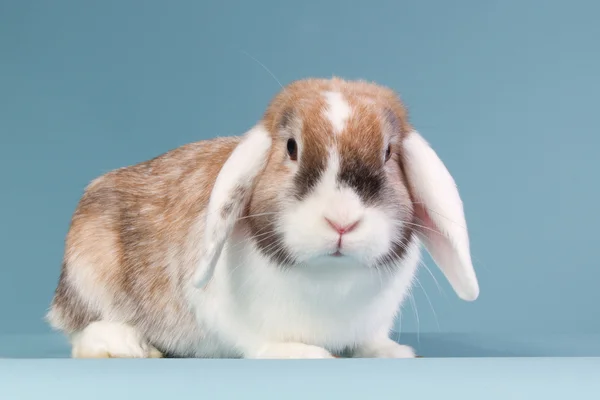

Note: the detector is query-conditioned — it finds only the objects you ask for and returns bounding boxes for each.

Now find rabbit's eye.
[384,144,392,162]
[287,138,298,161]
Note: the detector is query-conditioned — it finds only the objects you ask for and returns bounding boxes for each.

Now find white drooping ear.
[402,130,479,301]
[192,125,272,288]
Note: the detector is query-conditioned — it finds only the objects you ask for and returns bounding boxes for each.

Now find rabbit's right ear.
[192,125,272,289]
[402,130,479,301]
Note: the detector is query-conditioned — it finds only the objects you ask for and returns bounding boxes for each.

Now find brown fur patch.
[49,137,241,341]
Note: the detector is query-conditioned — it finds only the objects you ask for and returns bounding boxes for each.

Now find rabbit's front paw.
[247,343,334,359]
[353,338,416,359]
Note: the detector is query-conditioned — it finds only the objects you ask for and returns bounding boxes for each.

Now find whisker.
[281,248,297,268]
[419,260,445,297]
[375,263,384,291]
[225,259,246,281]
[237,268,257,293]
[228,230,278,251]
[408,290,420,345]
[252,230,278,240]
[394,311,403,344]
[389,220,441,235]
[367,260,377,285]
[411,201,468,231]
[387,236,447,298]
[260,236,288,257]
[235,212,279,222]
[390,218,488,273]
[241,51,284,89]
[415,276,440,331]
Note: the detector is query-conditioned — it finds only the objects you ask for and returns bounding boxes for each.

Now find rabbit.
[46,77,479,359]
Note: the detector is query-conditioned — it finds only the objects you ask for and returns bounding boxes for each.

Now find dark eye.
[384,144,392,162]
[287,138,298,161]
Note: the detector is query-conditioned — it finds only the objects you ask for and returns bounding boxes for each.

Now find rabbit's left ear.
[402,130,479,301]
[192,125,272,288]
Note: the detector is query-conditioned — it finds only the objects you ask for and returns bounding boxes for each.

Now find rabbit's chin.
[285,256,378,281]
[278,221,399,269]
[291,248,385,269]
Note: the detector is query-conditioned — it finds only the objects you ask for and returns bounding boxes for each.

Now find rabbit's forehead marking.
[322,90,352,135]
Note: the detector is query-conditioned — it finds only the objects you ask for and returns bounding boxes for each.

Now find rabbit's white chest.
[188,236,420,357]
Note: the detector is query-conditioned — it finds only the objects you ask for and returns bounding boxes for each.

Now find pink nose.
[325,218,361,235]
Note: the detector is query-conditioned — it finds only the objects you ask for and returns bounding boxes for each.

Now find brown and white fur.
[46,78,479,359]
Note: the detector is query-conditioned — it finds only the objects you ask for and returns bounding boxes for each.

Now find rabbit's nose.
[324,217,361,235]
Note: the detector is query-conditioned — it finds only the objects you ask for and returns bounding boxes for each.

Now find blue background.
[1,0,598,338]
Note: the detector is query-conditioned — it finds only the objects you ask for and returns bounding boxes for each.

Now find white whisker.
[415,276,440,331]
[394,311,403,344]
[408,290,420,345]
[419,259,445,296]
[241,51,284,89]
[235,212,279,222]
[389,219,441,235]
[228,230,278,252]
[411,201,468,231]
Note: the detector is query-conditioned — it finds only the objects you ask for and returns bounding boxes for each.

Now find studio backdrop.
[1,0,598,343]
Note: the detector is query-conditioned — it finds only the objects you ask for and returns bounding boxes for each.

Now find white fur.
[323,91,351,134]
[71,321,162,358]
[185,235,421,358]
[183,143,420,358]
[352,337,416,358]
[249,343,334,359]
[403,130,479,301]
[281,149,395,264]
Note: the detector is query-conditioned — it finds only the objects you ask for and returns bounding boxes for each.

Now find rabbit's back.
[47,136,240,356]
